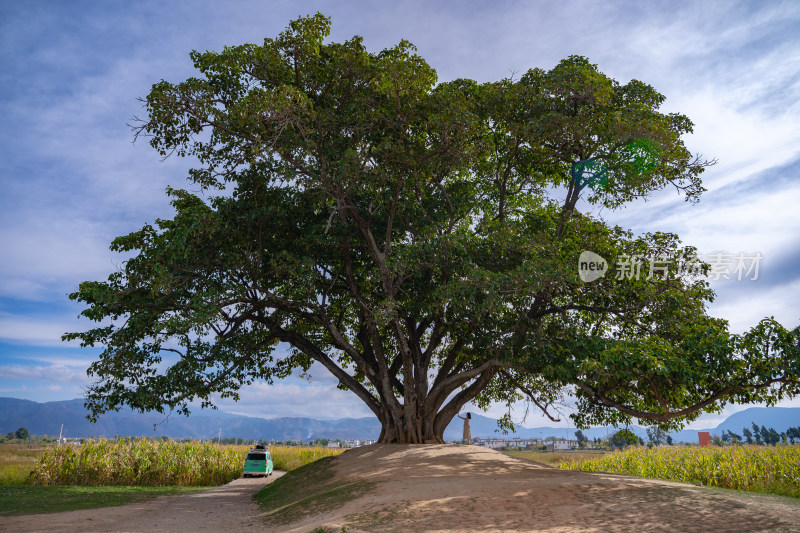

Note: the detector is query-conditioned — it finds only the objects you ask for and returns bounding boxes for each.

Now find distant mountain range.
[1,397,798,443]
[462,407,800,443]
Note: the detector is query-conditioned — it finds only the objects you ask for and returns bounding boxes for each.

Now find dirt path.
[4,446,800,533]
[0,473,283,533]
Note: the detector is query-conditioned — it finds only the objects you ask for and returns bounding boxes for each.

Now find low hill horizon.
[1,397,797,443]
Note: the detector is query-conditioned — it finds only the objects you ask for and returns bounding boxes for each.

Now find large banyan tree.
[67,14,800,443]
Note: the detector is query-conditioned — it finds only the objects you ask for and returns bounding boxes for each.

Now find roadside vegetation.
[560,444,800,498]
[31,439,244,486]
[0,439,345,516]
[29,439,345,486]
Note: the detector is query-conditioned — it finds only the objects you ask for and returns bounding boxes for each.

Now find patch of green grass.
[0,485,208,516]
[0,443,49,486]
[254,456,375,524]
[0,463,34,486]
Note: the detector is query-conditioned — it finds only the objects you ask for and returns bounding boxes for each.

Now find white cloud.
[0,217,124,301]
[0,364,89,385]
[663,90,800,192]
[12,352,97,368]
[0,313,78,346]
[710,278,800,333]
[210,381,373,420]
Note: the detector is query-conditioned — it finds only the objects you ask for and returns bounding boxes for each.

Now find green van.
[243,444,274,477]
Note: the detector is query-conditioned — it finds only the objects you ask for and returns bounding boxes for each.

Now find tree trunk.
[377,408,448,444]
[373,366,499,444]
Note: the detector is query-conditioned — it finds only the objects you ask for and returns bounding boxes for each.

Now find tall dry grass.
[269,445,343,471]
[29,439,345,486]
[31,439,242,486]
[560,445,800,498]
[506,450,609,467]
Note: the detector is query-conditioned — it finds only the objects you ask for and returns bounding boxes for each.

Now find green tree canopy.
[66,14,800,443]
[646,425,666,445]
[608,429,639,450]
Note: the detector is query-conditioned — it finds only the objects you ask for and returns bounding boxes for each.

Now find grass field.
[506,449,609,467]
[560,445,800,498]
[0,440,345,516]
[0,485,207,517]
[0,444,48,485]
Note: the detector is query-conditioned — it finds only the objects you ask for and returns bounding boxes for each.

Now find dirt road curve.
[0,474,283,533]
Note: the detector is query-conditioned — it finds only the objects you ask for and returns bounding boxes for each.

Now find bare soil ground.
[4,445,800,533]
[280,445,800,533]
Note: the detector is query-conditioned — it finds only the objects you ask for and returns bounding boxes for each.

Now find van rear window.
[246,453,266,461]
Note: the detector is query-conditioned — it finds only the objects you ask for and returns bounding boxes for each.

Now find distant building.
[508,437,541,448]
[473,437,547,449]
[474,438,507,449]
[553,439,574,451]
[471,437,576,451]
[327,441,341,448]
[342,438,377,447]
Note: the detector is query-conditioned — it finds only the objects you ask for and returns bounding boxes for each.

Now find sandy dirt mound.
[277,444,800,533]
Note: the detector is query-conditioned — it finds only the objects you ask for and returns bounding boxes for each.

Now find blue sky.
[1,0,798,429]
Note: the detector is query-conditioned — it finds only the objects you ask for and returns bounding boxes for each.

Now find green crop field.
[31,439,245,486]
[560,445,800,498]
[0,440,345,516]
[29,439,345,486]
